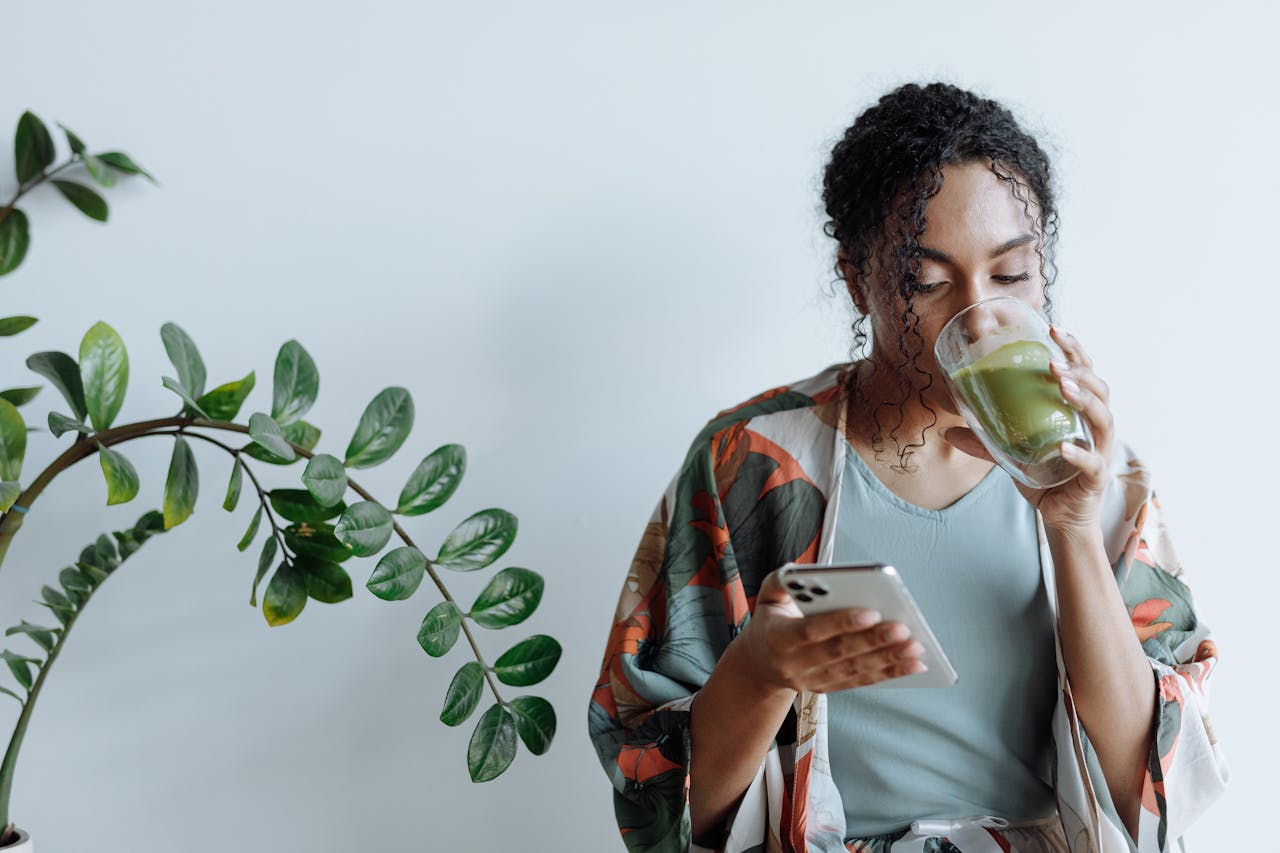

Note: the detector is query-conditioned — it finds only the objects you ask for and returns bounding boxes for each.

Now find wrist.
[1045,521,1104,549]
[723,626,798,702]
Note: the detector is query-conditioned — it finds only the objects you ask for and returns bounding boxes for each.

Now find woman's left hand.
[943,324,1114,535]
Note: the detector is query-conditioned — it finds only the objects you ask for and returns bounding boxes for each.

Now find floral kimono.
[589,363,1228,853]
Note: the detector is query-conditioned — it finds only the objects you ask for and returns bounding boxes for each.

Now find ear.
[838,251,869,316]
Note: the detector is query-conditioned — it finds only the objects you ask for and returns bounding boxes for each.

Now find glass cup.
[933,296,1092,489]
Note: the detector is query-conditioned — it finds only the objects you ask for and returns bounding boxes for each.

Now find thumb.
[943,426,995,463]
[757,568,795,606]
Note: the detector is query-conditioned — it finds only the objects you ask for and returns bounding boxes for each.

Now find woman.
[589,82,1227,853]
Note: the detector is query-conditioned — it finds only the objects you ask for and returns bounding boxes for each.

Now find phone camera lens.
[786,580,806,591]
[810,585,829,596]
[795,592,813,603]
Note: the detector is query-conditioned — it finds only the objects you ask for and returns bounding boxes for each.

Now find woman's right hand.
[736,568,927,693]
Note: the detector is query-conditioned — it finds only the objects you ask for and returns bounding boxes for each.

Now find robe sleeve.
[1111,448,1230,851]
[588,429,739,853]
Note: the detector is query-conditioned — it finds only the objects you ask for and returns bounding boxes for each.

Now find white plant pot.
[0,828,31,852]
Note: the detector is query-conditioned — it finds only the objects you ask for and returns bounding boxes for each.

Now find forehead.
[920,161,1040,249]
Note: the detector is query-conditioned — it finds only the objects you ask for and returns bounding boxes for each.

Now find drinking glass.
[933,296,1092,489]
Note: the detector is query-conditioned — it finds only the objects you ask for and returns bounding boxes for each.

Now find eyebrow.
[918,233,1036,264]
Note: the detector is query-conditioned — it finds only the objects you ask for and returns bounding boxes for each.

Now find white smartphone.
[776,561,958,688]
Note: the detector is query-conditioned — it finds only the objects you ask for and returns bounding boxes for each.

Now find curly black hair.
[821,81,1060,474]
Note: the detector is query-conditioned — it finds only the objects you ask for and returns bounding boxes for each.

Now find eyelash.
[909,272,1032,294]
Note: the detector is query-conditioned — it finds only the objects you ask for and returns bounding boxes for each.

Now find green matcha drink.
[947,339,1078,464]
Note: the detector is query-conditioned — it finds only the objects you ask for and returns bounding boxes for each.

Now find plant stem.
[0,159,77,216]
[0,416,507,706]
[0,606,77,835]
[342,482,506,705]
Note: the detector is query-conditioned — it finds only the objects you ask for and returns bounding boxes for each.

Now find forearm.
[1047,524,1157,842]
[689,637,796,843]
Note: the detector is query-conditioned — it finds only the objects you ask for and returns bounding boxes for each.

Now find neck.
[843,357,973,467]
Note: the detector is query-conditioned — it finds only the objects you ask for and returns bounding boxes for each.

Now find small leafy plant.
[0,114,558,848]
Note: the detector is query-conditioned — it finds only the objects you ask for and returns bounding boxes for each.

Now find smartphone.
[776,561,958,688]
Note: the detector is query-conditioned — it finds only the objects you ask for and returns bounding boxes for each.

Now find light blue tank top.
[826,440,1059,838]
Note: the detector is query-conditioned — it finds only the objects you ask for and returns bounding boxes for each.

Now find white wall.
[1,1,1269,850]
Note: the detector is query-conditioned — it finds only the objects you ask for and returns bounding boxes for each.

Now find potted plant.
[0,113,560,851]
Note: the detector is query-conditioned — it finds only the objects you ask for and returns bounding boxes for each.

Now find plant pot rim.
[0,827,30,849]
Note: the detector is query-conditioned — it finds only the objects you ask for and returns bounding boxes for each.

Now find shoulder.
[697,362,850,446]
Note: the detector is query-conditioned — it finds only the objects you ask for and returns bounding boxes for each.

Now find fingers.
[1049,324,1094,371]
[1049,357,1109,405]
[790,605,881,646]
[809,656,928,693]
[1049,362,1113,456]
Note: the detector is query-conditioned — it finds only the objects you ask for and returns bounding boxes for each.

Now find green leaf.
[97,443,140,506]
[0,481,19,513]
[58,123,85,155]
[223,459,243,511]
[60,566,92,596]
[81,152,116,189]
[263,559,306,626]
[58,568,88,607]
[469,567,544,629]
[47,412,89,438]
[195,371,255,421]
[271,340,318,426]
[77,561,109,584]
[98,151,155,182]
[36,600,74,626]
[5,621,57,655]
[52,180,108,222]
[302,454,345,507]
[160,322,206,398]
[0,316,38,337]
[41,585,71,610]
[344,387,414,469]
[15,112,55,183]
[333,501,394,557]
[162,436,198,529]
[436,508,517,572]
[0,685,22,704]
[492,635,561,687]
[467,703,518,782]
[508,696,556,756]
[236,505,263,552]
[0,209,30,277]
[367,546,426,601]
[0,399,26,481]
[27,351,87,421]
[0,387,41,407]
[440,661,484,726]
[160,376,211,419]
[284,523,352,563]
[416,600,462,656]
[396,444,466,516]
[79,321,129,431]
[268,488,344,524]
[300,557,352,604]
[248,412,296,461]
[242,419,319,465]
[1,650,38,691]
[249,535,276,605]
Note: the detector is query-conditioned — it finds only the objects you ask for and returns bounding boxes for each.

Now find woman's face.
[847,160,1048,417]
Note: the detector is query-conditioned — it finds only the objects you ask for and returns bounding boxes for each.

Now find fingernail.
[854,609,880,627]
[1060,441,1082,456]
[883,623,910,641]
[1050,359,1069,372]
[1061,377,1079,396]
[896,641,924,659]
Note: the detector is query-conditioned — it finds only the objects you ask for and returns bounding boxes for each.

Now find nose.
[952,279,1008,345]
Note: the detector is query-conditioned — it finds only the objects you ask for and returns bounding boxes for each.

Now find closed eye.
[994,272,1032,283]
